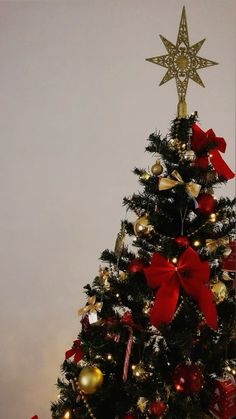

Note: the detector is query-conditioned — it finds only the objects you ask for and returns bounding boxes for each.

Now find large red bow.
[191,124,235,180]
[144,247,217,330]
[65,339,83,365]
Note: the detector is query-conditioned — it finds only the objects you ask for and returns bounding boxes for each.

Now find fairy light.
[209,213,217,222]
[64,411,71,419]
[107,353,113,361]
[172,257,178,264]
[115,293,120,298]
[193,240,200,247]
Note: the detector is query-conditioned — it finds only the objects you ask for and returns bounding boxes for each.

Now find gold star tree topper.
[146,6,218,118]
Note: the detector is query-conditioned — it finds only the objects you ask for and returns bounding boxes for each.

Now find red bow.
[191,124,235,180]
[144,247,217,330]
[31,416,38,419]
[65,339,83,365]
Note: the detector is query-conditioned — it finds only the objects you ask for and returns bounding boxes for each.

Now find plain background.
[0,1,235,418]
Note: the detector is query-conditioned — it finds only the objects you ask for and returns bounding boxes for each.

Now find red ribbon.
[144,247,217,330]
[191,124,235,180]
[31,416,38,419]
[65,339,83,365]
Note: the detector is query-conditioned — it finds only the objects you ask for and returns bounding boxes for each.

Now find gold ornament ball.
[78,366,104,394]
[211,281,228,304]
[182,150,196,161]
[133,216,152,236]
[151,159,163,176]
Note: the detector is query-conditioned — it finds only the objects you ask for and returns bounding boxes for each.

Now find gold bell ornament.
[151,159,163,176]
[182,149,196,161]
[77,366,104,394]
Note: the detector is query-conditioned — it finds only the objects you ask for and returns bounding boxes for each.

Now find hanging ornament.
[122,414,136,419]
[210,280,228,304]
[77,366,104,394]
[209,376,236,419]
[196,193,216,215]
[133,215,153,236]
[137,397,148,413]
[149,400,166,417]
[139,171,151,181]
[65,340,83,365]
[78,296,103,324]
[169,138,182,151]
[173,362,204,395]
[151,159,163,176]
[98,266,110,290]
[131,362,148,381]
[182,149,196,161]
[221,241,236,272]
[175,236,189,247]
[159,170,201,198]
[128,258,145,273]
[114,221,126,259]
[142,301,152,315]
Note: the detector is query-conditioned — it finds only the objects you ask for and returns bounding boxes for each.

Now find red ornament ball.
[128,258,145,273]
[149,400,166,417]
[122,415,136,419]
[196,193,216,215]
[175,236,189,247]
[173,363,204,395]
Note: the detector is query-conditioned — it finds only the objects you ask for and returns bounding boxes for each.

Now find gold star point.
[146,6,218,118]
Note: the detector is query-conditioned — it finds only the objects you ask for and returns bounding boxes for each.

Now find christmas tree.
[50,7,235,419]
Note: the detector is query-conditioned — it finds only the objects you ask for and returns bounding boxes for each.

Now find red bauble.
[175,236,189,247]
[149,400,166,417]
[128,258,145,273]
[173,363,204,395]
[122,415,136,419]
[196,193,216,215]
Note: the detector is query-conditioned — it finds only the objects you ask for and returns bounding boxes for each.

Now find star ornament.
[146,6,218,118]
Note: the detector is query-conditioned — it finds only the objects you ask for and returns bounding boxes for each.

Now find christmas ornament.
[173,362,204,395]
[122,414,136,419]
[149,400,166,417]
[182,149,196,161]
[133,215,152,236]
[139,171,151,181]
[114,221,126,259]
[78,366,104,394]
[210,280,227,304]
[143,301,152,315]
[206,237,231,256]
[128,258,145,273]
[168,138,182,151]
[98,266,110,290]
[144,247,217,329]
[78,296,103,324]
[209,377,236,419]
[151,159,163,176]
[221,241,236,272]
[196,193,216,215]
[159,170,201,198]
[209,213,217,223]
[65,339,83,365]
[191,124,235,180]
[146,6,217,118]
[132,362,147,381]
[175,235,189,247]
[137,397,148,413]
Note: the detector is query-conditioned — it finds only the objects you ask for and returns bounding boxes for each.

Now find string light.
[193,240,200,247]
[172,257,178,264]
[107,353,113,361]
[209,213,217,222]
[64,411,71,419]
[115,293,120,298]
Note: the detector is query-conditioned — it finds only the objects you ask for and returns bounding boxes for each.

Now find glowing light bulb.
[115,293,120,298]
[64,411,71,419]
[107,354,112,360]
[193,240,200,247]
[172,257,178,264]
[209,213,216,222]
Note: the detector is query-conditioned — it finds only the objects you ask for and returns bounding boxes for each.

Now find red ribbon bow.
[31,416,38,419]
[191,124,235,180]
[65,339,83,365]
[144,247,217,330]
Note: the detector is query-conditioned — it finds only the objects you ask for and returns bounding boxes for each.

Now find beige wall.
[0,1,235,418]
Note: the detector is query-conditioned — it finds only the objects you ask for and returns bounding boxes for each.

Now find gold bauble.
[151,159,163,176]
[182,150,196,161]
[78,366,104,394]
[210,281,228,304]
[133,216,152,236]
